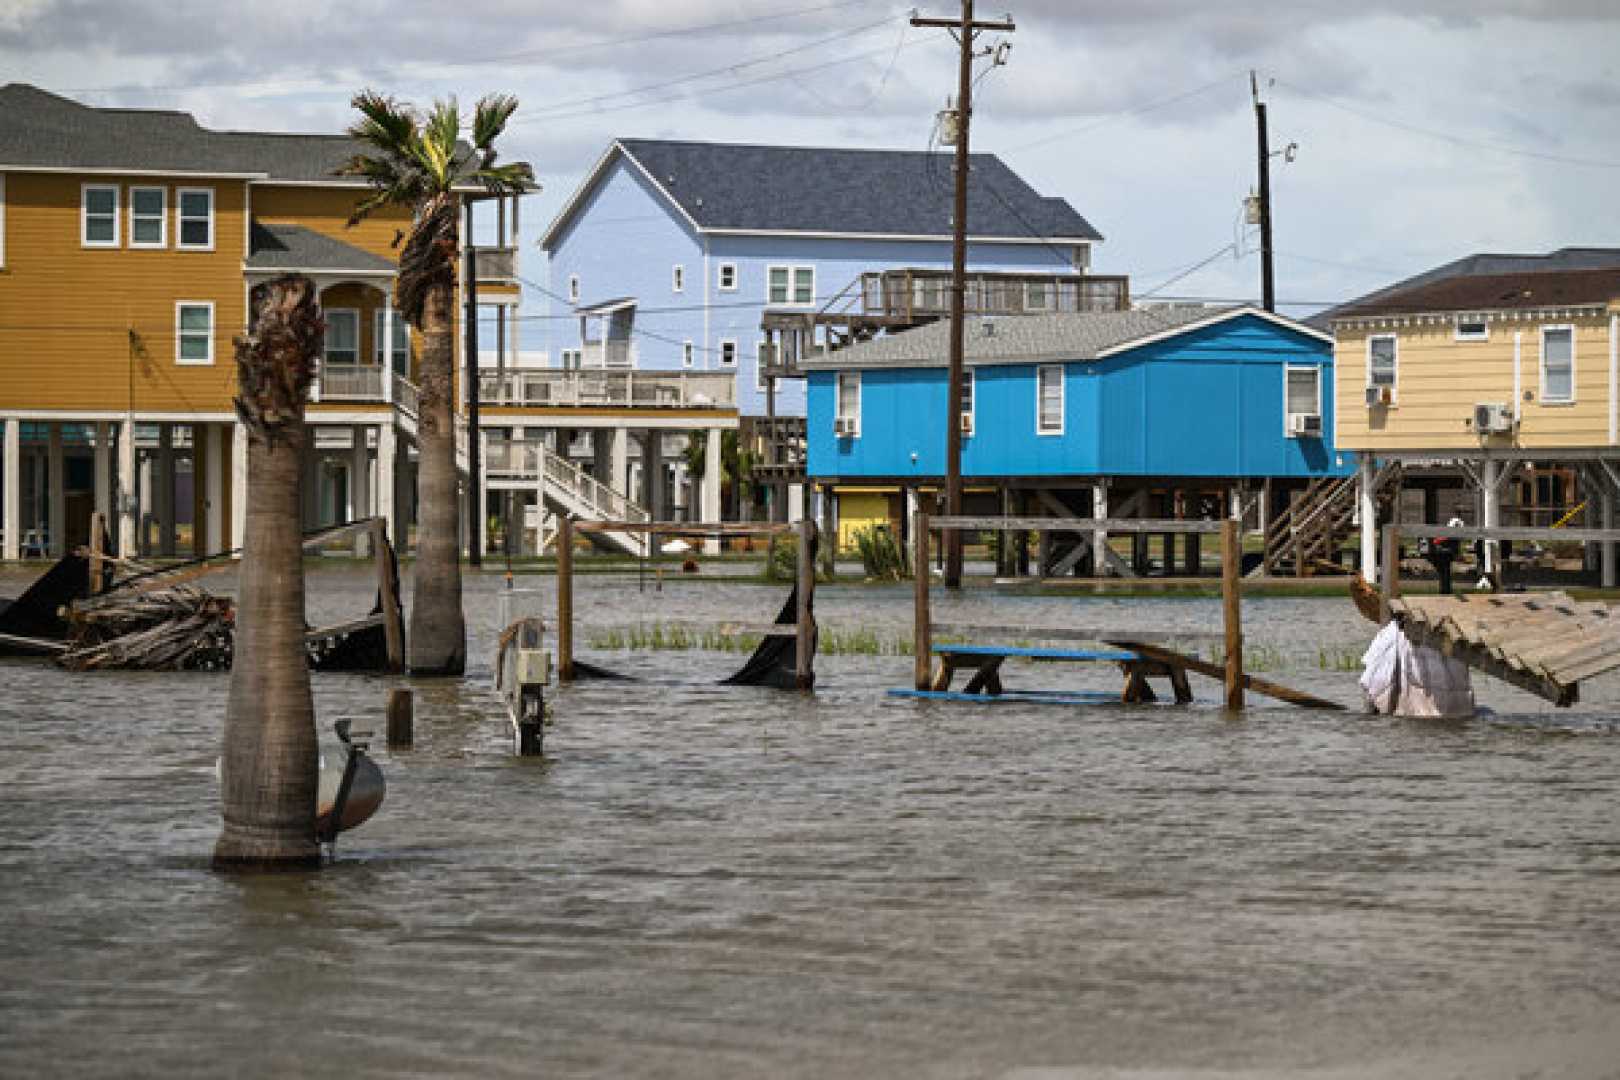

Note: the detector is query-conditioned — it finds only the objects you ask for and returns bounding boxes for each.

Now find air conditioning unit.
[960,413,974,436]
[1473,402,1514,434]
[1288,413,1323,438]
[1365,385,1392,407]
[833,417,857,437]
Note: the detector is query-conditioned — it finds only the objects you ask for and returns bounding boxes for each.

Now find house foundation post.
[119,418,138,556]
[47,422,65,557]
[1358,453,1378,583]
[2,420,19,561]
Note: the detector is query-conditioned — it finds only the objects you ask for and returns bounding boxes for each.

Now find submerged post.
[386,687,414,748]
[372,518,404,672]
[88,510,106,593]
[1380,523,1401,623]
[1221,518,1244,711]
[557,514,574,683]
[914,510,932,690]
[795,518,814,690]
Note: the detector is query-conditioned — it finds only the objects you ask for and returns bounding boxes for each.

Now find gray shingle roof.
[0,83,374,183]
[548,138,1101,246]
[800,306,1240,369]
[247,223,395,274]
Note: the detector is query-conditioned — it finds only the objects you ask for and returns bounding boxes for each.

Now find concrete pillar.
[203,424,225,557]
[787,482,804,524]
[610,427,629,499]
[352,424,372,557]
[1358,453,1378,584]
[702,427,722,552]
[1602,490,1615,589]
[378,421,398,550]
[2,420,19,560]
[94,421,112,527]
[230,421,247,555]
[47,423,65,557]
[118,418,137,556]
[156,424,175,556]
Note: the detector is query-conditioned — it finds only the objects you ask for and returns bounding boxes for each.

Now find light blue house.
[801,306,1356,572]
[540,139,1105,418]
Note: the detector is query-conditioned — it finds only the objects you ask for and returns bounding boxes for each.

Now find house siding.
[1334,311,1620,451]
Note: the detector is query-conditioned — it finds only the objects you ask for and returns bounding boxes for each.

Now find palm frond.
[346,90,419,155]
[466,161,537,198]
[471,94,519,154]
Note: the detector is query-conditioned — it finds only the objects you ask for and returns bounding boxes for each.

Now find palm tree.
[214,275,324,869]
[339,90,533,675]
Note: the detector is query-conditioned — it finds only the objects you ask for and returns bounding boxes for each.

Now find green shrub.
[852,524,909,581]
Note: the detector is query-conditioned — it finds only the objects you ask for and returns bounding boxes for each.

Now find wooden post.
[1221,518,1244,711]
[372,518,404,672]
[914,509,932,690]
[386,687,414,748]
[795,518,814,690]
[557,514,574,683]
[1380,523,1401,622]
[88,510,106,593]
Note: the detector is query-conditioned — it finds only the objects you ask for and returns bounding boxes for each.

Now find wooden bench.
[929,643,1195,704]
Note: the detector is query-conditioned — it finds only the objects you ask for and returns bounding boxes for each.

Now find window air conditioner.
[1473,402,1514,434]
[834,417,856,437]
[1365,385,1392,407]
[1288,413,1323,437]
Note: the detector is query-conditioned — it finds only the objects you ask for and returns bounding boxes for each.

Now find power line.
[1135,242,1244,299]
[1001,71,1246,153]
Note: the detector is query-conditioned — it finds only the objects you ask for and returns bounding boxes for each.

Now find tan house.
[1331,265,1620,582]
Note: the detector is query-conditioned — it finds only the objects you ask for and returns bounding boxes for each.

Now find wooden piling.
[557,514,574,683]
[1221,518,1244,710]
[1380,523,1401,623]
[372,518,404,672]
[386,687,414,747]
[88,511,106,594]
[795,518,814,690]
[914,510,932,690]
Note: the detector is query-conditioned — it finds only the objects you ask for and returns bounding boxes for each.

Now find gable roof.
[1310,247,1620,329]
[0,83,499,189]
[543,138,1102,250]
[1332,266,1620,321]
[799,306,1329,370]
[247,223,396,275]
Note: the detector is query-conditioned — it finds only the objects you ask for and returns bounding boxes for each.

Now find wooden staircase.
[1262,463,1402,577]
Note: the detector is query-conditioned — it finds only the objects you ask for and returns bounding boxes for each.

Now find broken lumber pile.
[59,585,235,671]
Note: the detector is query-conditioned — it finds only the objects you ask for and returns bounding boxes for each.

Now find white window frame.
[681,341,694,369]
[175,186,214,251]
[81,183,120,248]
[373,309,410,367]
[175,301,214,365]
[836,371,861,437]
[1023,281,1053,312]
[672,264,685,293]
[1454,315,1489,343]
[561,348,582,369]
[128,186,167,249]
[719,339,737,368]
[961,369,976,435]
[1283,364,1323,437]
[766,264,814,307]
[1540,324,1576,405]
[567,274,580,304]
[1036,364,1064,435]
[1367,333,1398,399]
[717,262,738,292]
[323,308,360,365]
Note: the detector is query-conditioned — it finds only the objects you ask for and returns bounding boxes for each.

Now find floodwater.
[4,563,1620,1079]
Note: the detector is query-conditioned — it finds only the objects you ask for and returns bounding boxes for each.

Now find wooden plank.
[885,688,1122,706]
[573,519,796,536]
[1222,518,1243,710]
[557,515,574,683]
[305,613,385,641]
[914,509,931,691]
[1548,650,1620,686]
[1399,619,1573,706]
[795,518,813,690]
[929,622,1222,645]
[0,630,68,654]
[930,515,1225,535]
[1397,524,1620,544]
[1107,639,1344,710]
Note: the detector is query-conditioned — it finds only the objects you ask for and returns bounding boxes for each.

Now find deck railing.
[858,269,1131,319]
[478,370,735,409]
[484,438,650,526]
[318,364,386,401]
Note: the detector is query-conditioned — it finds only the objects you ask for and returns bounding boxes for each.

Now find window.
[1367,334,1397,393]
[1037,364,1063,434]
[960,369,975,435]
[1071,244,1090,272]
[1542,325,1575,404]
[176,187,213,250]
[373,309,411,371]
[718,263,737,291]
[82,184,119,247]
[1285,365,1322,437]
[672,264,684,293]
[836,371,860,437]
[129,187,165,247]
[567,274,580,303]
[324,309,359,364]
[719,340,737,367]
[682,341,694,369]
[1455,315,1489,342]
[561,348,582,369]
[175,302,213,364]
[767,264,814,305]
[1024,282,1052,312]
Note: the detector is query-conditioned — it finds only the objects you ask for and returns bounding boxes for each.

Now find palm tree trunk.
[215,276,322,869]
[407,279,466,675]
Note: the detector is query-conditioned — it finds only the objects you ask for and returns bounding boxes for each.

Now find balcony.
[478,370,736,410]
[316,363,386,402]
[859,268,1131,320]
[472,245,518,286]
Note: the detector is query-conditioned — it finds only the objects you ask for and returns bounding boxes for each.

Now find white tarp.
[1360,621,1476,719]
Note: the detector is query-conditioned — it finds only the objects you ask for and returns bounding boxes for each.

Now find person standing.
[1426,517,1463,594]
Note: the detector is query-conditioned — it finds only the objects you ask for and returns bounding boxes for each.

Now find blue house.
[540,139,1106,418]
[801,306,1356,572]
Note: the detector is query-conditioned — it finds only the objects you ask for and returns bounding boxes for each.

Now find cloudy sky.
[4,0,1618,329]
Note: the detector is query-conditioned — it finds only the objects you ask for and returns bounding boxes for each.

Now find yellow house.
[0,83,536,561]
[1331,265,1620,581]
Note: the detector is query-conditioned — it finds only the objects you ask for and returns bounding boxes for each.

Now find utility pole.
[463,201,482,567]
[912,1,1015,588]
[1251,70,1275,313]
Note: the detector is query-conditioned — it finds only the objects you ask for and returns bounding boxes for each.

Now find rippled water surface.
[5,563,1620,1078]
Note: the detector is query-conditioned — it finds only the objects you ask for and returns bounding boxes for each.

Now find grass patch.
[586,621,914,656]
